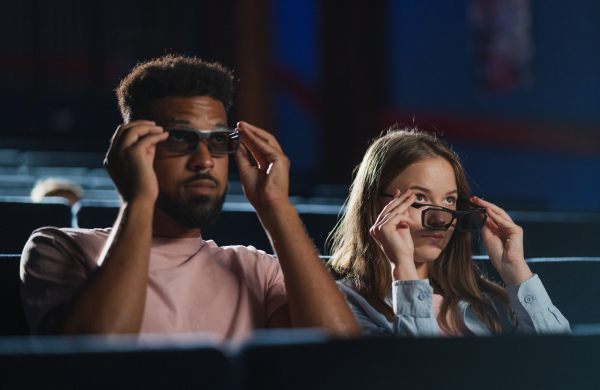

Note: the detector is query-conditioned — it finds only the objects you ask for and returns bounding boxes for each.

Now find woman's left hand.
[471,196,533,286]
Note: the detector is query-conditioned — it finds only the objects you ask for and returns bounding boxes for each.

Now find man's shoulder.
[29,226,112,243]
[23,227,112,263]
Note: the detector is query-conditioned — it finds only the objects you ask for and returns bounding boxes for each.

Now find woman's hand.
[370,189,419,281]
[472,196,533,286]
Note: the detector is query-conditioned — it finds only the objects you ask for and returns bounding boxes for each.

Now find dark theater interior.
[2,1,600,388]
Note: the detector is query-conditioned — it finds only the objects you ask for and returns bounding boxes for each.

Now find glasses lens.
[456,210,486,232]
[209,130,239,154]
[165,129,198,152]
[422,207,454,231]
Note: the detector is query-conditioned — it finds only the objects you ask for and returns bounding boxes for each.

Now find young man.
[20,55,359,339]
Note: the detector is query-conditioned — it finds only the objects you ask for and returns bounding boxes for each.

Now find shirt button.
[418,293,427,301]
[524,295,533,303]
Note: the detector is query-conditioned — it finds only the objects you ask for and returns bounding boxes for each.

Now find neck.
[152,206,201,238]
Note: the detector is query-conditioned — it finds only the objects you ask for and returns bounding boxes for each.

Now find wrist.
[499,262,533,286]
[391,261,420,281]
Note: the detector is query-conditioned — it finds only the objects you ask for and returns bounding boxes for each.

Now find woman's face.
[381,157,458,265]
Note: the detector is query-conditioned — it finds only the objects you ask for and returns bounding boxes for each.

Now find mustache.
[180,173,220,189]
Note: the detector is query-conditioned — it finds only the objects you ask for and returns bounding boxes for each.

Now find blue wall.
[384,1,600,210]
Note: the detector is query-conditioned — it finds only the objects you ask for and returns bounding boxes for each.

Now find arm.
[234,122,360,337]
[472,197,571,334]
[505,275,571,335]
[60,121,168,334]
[338,280,439,337]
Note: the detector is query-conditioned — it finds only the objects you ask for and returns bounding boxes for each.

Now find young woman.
[328,128,571,337]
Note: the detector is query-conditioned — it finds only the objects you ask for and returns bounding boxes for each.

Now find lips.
[182,178,218,195]
[185,179,217,189]
[420,232,445,243]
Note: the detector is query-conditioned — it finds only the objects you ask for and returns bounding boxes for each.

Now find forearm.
[60,200,154,334]
[257,202,360,337]
[498,261,534,286]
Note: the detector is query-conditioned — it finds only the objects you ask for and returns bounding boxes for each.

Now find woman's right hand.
[369,189,419,281]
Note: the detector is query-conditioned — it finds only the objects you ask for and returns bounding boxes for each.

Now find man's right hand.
[103,120,168,203]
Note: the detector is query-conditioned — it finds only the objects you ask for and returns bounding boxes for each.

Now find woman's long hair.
[328,127,513,334]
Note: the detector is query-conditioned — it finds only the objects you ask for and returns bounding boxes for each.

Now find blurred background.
[1,0,600,256]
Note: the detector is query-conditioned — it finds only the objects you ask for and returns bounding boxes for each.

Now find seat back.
[476,257,600,325]
[0,200,72,254]
[0,254,29,335]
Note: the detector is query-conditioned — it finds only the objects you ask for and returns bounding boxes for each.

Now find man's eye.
[211,133,227,144]
[168,131,193,143]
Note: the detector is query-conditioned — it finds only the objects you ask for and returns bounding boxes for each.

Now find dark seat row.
[1,330,600,389]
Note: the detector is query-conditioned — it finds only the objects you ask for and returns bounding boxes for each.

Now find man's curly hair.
[116,54,235,123]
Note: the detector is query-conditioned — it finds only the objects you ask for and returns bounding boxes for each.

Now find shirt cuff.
[506,274,552,316]
[392,279,433,318]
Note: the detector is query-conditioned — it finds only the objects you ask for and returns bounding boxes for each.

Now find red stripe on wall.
[379,109,600,155]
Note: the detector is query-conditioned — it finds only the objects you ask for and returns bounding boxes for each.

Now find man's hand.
[104,120,168,203]
[233,121,290,212]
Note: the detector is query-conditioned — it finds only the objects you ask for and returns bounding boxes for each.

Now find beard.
[156,174,226,230]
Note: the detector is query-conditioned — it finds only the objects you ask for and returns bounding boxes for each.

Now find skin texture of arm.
[60,121,168,334]
[235,121,360,338]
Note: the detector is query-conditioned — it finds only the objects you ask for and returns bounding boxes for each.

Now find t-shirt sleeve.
[261,253,288,320]
[20,228,97,334]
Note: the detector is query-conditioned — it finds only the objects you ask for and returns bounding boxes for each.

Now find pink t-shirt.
[20,227,288,339]
[432,294,466,337]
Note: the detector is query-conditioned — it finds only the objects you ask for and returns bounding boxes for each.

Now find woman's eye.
[414,194,426,202]
[444,197,456,205]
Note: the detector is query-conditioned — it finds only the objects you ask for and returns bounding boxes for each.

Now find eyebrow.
[166,117,229,128]
[410,186,458,196]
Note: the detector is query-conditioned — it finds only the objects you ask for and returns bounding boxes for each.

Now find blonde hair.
[31,178,83,206]
[328,127,513,334]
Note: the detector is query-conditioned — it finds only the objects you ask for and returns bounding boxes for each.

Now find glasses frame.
[163,126,241,155]
[378,192,487,232]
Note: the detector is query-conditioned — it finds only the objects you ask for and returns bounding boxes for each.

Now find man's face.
[151,96,230,232]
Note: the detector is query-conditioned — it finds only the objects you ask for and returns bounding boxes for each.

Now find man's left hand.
[234,121,290,213]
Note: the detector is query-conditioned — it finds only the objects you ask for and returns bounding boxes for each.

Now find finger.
[237,122,283,169]
[238,121,283,152]
[471,196,514,222]
[110,120,159,142]
[486,207,520,234]
[112,123,164,153]
[234,142,252,173]
[371,213,415,237]
[381,189,415,215]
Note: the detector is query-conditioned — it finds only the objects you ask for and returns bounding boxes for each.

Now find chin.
[414,247,443,264]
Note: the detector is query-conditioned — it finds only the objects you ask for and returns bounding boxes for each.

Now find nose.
[186,139,215,172]
[424,209,449,229]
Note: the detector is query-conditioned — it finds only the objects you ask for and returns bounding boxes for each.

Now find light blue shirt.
[338,274,571,337]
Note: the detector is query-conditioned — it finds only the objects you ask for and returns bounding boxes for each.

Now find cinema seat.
[0,335,231,389]
[0,254,29,335]
[0,200,72,254]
